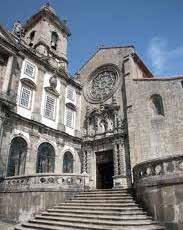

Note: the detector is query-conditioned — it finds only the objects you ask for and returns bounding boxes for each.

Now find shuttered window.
[66,108,74,128]
[24,61,35,79]
[44,94,56,120]
[67,86,75,101]
[20,86,32,109]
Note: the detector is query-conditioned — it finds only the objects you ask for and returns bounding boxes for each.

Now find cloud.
[148,37,183,75]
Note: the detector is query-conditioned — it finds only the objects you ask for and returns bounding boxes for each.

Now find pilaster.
[31,66,45,122]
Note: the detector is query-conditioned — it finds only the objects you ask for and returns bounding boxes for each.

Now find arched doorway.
[7,137,27,176]
[36,142,55,173]
[63,151,74,173]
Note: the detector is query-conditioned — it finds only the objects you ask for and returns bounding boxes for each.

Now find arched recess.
[63,151,74,173]
[36,142,55,173]
[151,94,164,116]
[7,137,27,177]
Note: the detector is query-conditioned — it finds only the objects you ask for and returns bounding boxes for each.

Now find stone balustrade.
[133,154,183,183]
[0,173,88,192]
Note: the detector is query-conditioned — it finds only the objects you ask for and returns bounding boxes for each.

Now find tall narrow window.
[67,86,75,102]
[7,137,27,177]
[24,61,35,79]
[44,94,56,120]
[63,151,74,173]
[29,30,35,46]
[151,94,164,116]
[66,108,74,128]
[36,142,55,173]
[181,80,183,88]
[19,86,32,109]
[51,31,59,50]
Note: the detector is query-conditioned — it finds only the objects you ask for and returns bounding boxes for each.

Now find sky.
[0,0,183,77]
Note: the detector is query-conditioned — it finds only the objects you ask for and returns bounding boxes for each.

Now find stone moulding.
[0,173,87,192]
[133,154,183,187]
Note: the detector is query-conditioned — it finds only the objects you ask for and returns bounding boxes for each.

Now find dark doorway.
[96,150,114,189]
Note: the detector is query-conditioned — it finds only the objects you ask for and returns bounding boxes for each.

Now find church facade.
[0,4,183,230]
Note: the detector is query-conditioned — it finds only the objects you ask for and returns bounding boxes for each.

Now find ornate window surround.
[83,64,120,104]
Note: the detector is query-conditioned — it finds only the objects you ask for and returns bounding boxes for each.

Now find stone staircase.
[15,189,166,230]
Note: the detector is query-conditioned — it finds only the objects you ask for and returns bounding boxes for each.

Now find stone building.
[0,4,183,230]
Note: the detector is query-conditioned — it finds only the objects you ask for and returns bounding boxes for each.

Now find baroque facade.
[0,4,183,230]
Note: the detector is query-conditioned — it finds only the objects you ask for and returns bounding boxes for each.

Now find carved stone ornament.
[49,74,57,89]
[84,64,119,104]
[90,71,116,100]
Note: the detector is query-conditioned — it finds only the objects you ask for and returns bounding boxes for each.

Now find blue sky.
[0,0,183,77]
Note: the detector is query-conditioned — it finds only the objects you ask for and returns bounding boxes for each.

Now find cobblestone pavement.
[0,221,15,230]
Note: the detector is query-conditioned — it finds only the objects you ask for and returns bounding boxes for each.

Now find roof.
[23,3,71,36]
[77,45,135,74]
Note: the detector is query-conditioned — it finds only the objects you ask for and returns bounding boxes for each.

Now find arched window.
[29,30,35,46]
[51,31,59,50]
[7,137,27,177]
[181,80,183,88]
[151,94,164,116]
[36,142,55,173]
[63,151,74,173]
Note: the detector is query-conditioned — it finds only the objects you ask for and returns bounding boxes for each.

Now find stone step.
[68,198,135,203]
[41,211,152,221]
[75,194,134,199]
[55,202,139,208]
[15,222,166,230]
[28,219,166,230]
[50,205,143,211]
[15,189,166,230]
[79,190,131,195]
[34,215,161,226]
[46,208,147,215]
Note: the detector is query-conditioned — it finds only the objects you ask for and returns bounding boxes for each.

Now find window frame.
[67,86,75,102]
[19,85,32,109]
[151,94,165,116]
[65,107,75,129]
[24,60,36,79]
[44,93,57,121]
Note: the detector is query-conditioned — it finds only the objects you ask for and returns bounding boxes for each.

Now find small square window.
[44,94,56,120]
[66,108,74,128]
[24,61,35,79]
[67,86,75,102]
[19,86,32,109]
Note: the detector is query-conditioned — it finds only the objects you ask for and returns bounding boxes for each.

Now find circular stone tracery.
[90,71,116,100]
[84,65,119,103]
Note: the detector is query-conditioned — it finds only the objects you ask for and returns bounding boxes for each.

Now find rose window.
[90,71,116,100]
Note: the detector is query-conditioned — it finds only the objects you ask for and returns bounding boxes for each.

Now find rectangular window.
[67,86,75,102]
[44,94,56,120]
[66,108,74,128]
[19,86,32,109]
[24,61,35,79]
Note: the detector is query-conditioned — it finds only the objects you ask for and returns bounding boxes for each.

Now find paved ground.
[0,221,15,230]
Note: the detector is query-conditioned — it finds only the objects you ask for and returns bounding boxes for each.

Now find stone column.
[57,80,66,131]
[113,143,119,177]
[31,66,45,122]
[2,56,14,93]
[74,90,81,137]
[118,142,126,176]
[82,150,87,173]
[25,129,40,175]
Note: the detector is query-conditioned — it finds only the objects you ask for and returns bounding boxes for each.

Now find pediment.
[20,78,37,89]
[66,102,76,111]
[45,86,59,97]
